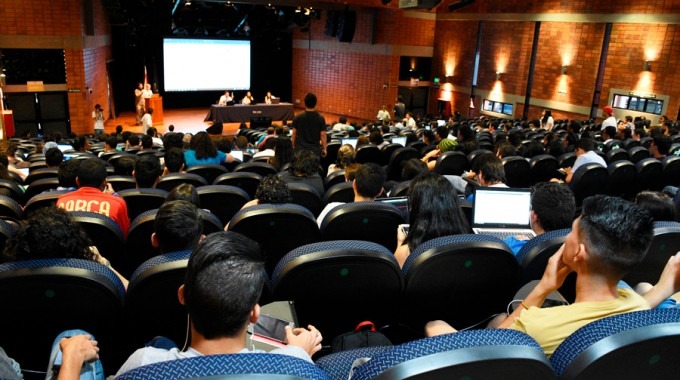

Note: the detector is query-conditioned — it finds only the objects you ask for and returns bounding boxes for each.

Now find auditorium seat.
[322,182,354,205]
[70,211,125,270]
[355,145,382,164]
[622,138,641,150]
[390,180,411,197]
[0,219,16,253]
[407,140,426,152]
[433,151,468,176]
[558,152,577,169]
[606,160,638,199]
[345,329,553,380]
[316,347,391,380]
[271,240,403,340]
[233,162,277,177]
[125,209,160,277]
[115,354,331,380]
[516,228,571,285]
[569,163,608,206]
[628,146,650,163]
[28,161,48,171]
[530,154,559,184]
[104,175,135,192]
[550,309,680,379]
[23,191,69,217]
[118,188,169,221]
[196,185,250,226]
[125,250,191,348]
[603,139,623,153]
[319,201,405,251]
[227,203,320,272]
[401,234,519,329]
[0,179,25,204]
[606,148,630,164]
[0,195,24,223]
[23,177,60,201]
[24,167,58,185]
[213,172,262,198]
[156,173,209,192]
[386,147,420,181]
[321,141,341,172]
[623,221,680,285]
[186,164,229,184]
[198,208,223,233]
[468,149,493,169]
[381,143,403,167]
[287,182,323,217]
[324,169,346,190]
[661,155,680,187]
[640,136,653,149]
[635,157,663,191]
[502,156,532,188]
[0,258,125,372]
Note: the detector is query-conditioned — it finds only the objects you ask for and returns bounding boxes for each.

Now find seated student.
[115,156,137,176]
[153,200,204,254]
[57,158,130,236]
[126,135,141,151]
[140,135,154,151]
[184,132,236,169]
[650,135,672,160]
[163,148,186,175]
[99,136,119,157]
[504,182,576,255]
[421,138,457,171]
[394,173,469,268]
[278,150,325,196]
[165,184,200,208]
[316,163,386,227]
[0,206,128,288]
[115,232,322,375]
[253,137,276,159]
[553,138,606,184]
[134,154,162,189]
[225,175,290,231]
[54,159,80,192]
[426,196,655,357]
[45,147,64,168]
[327,144,356,176]
[635,191,676,222]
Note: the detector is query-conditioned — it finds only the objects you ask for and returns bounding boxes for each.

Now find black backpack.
[331,321,392,353]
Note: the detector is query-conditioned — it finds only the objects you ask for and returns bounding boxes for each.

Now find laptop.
[391,136,407,147]
[471,187,535,240]
[341,138,358,149]
[379,196,409,220]
[271,98,280,104]
[230,150,244,161]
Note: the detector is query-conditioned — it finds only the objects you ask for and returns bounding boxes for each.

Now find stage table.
[204,103,295,123]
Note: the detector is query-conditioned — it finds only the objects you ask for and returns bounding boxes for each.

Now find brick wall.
[0,0,111,136]
[439,0,679,14]
[292,8,436,122]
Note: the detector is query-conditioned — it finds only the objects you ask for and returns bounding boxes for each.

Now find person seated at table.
[218,91,234,106]
[264,91,274,105]
[242,91,255,105]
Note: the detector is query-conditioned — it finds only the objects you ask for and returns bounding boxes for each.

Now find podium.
[2,111,15,138]
[144,95,163,127]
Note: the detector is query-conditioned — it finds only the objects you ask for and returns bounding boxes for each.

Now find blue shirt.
[504,236,529,256]
[184,149,226,168]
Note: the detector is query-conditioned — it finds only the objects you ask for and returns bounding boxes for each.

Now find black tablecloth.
[204,103,295,123]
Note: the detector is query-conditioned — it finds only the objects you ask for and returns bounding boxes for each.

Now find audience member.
[134,154,162,188]
[116,232,322,375]
[504,182,576,255]
[45,147,64,168]
[426,195,654,357]
[327,144,355,176]
[165,183,200,208]
[153,200,204,254]
[650,135,671,159]
[269,137,293,171]
[55,159,80,191]
[394,173,469,268]
[278,150,324,196]
[317,162,386,226]
[163,148,186,175]
[184,132,235,168]
[635,191,676,222]
[114,156,136,176]
[555,138,606,184]
[57,158,130,236]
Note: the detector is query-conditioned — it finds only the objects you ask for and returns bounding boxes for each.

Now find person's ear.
[198,234,206,243]
[151,232,160,249]
[249,304,260,324]
[178,284,185,305]
[75,177,81,188]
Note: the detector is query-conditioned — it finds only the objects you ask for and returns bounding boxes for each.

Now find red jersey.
[57,187,130,237]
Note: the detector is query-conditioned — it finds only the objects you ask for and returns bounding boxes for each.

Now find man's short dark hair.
[435,126,449,140]
[163,133,183,150]
[304,93,317,109]
[128,135,140,147]
[141,135,153,149]
[134,154,161,188]
[72,136,88,152]
[154,200,203,253]
[354,162,386,198]
[77,158,107,188]
[115,156,136,176]
[603,126,617,140]
[183,231,265,339]
[146,127,156,137]
[45,147,64,167]
[291,150,319,177]
[105,136,118,150]
[263,137,277,150]
[164,148,185,173]
[166,183,201,207]
[532,182,575,232]
[653,135,672,155]
[576,138,597,152]
[579,195,654,277]
[474,153,505,184]
[58,159,80,188]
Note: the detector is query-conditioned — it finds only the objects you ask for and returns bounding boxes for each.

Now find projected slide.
[163,38,251,92]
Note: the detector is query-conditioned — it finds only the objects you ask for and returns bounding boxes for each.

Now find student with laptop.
[394,173,470,268]
[502,182,576,255]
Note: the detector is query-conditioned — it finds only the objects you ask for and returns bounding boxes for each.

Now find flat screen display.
[163,38,251,92]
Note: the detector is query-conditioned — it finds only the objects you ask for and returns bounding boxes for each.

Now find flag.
[144,65,148,87]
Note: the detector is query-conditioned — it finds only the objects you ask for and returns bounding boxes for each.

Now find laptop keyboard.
[477,229,535,240]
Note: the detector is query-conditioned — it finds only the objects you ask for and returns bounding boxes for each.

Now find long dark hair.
[270,137,293,171]
[406,173,469,250]
[191,132,217,160]
[541,110,553,126]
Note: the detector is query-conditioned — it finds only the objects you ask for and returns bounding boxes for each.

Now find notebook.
[471,187,535,240]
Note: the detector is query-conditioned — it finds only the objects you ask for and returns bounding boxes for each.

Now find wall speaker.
[337,10,356,43]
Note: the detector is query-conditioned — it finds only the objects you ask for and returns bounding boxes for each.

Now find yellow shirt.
[509,288,649,357]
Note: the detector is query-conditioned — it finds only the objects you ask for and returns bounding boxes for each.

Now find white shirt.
[571,150,607,172]
[543,116,554,131]
[253,149,275,159]
[377,109,390,121]
[219,95,233,105]
[242,96,253,105]
[406,118,417,129]
[332,123,349,132]
[317,202,344,228]
[92,110,104,130]
[142,89,153,98]
[602,116,617,130]
[141,113,153,133]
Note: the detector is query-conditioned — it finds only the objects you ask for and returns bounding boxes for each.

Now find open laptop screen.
[230,150,244,161]
[379,196,409,220]
[341,138,358,149]
[472,187,532,228]
[391,137,407,147]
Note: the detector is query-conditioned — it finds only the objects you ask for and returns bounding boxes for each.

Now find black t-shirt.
[293,111,326,152]
[394,103,406,121]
